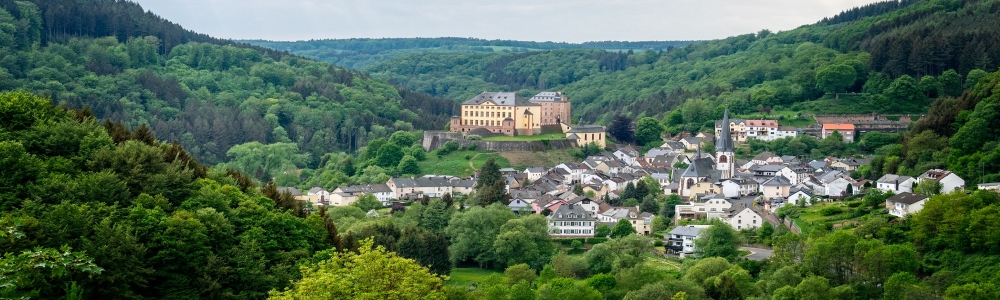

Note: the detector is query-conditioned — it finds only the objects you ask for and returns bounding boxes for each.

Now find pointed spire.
[717,106,735,152]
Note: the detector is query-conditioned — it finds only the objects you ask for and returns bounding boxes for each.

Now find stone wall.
[422,131,577,152]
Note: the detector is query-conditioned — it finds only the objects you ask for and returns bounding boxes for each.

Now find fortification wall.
[422,131,577,152]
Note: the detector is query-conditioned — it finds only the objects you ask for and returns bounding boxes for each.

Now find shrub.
[464,154,472,160]
[820,206,842,216]
[586,237,608,245]
[653,240,664,247]
[465,134,481,140]
[846,201,862,208]
[467,143,477,150]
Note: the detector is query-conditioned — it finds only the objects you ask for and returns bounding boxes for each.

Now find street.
[741,246,773,261]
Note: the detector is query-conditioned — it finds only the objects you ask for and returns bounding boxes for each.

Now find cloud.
[134,0,880,42]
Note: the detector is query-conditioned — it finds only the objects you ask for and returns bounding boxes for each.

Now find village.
[278,90,982,258]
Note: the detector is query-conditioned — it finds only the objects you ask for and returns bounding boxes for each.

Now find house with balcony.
[667,225,710,258]
[886,192,929,218]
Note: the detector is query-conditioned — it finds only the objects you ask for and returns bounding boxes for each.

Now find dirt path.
[468,153,485,169]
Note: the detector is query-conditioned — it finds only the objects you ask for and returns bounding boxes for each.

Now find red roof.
[823,124,855,131]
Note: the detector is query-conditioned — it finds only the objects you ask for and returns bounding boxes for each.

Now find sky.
[133,0,881,43]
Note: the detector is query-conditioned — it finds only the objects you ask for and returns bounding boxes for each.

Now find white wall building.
[667,225,710,258]
[547,204,597,237]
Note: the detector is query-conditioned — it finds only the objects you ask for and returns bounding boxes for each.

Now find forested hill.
[0,0,456,169]
[349,0,1000,125]
[243,38,698,69]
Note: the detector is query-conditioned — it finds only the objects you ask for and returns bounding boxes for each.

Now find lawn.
[482,133,567,141]
[500,150,578,170]
[787,200,869,234]
[418,150,512,177]
[446,268,502,288]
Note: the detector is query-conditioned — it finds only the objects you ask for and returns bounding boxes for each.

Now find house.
[329,192,358,206]
[681,137,704,151]
[613,146,639,166]
[386,176,476,200]
[660,142,687,154]
[745,120,779,141]
[715,118,748,143]
[524,167,546,181]
[306,187,332,206]
[667,225,710,258]
[822,124,856,142]
[598,207,654,235]
[566,125,607,148]
[876,174,916,194]
[885,192,929,218]
[752,165,784,177]
[547,204,598,237]
[725,207,764,230]
[333,184,394,203]
[917,169,965,193]
[674,196,732,221]
[833,157,870,172]
[751,152,780,165]
[508,198,532,213]
[825,177,856,198]
[720,178,758,198]
[774,126,798,140]
[760,175,793,199]
[788,190,812,206]
[978,182,1000,191]
[277,187,309,202]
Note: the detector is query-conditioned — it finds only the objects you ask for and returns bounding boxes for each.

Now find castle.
[449,91,572,136]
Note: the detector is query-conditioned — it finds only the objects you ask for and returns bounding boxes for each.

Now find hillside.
[242,38,697,69]
[323,0,1000,126]
[0,0,456,173]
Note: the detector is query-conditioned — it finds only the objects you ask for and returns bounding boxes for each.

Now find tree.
[914,180,942,196]
[939,69,962,97]
[651,216,671,233]
[396,228,452,276]
[884,75,925,111]
[635,117,665,146]
[537,278,603,300]
[965,69,988,89]
[397,155,420,175]
[389,131,417,147]
[640,196,659,214]
[493,215,555,269]
[574,184,584,195]
[584,235,653,273]
[682,257,733,285]
[269,239,446,300]
[375,143,404,168]
[816,64,857,96]
[596,224,612,237]
[758,221,775,244]
[608,115,635,143]
[445,204,515,268]
[351,194,382,212]
[504,264,537,286]
[610,219,637,238]
[659,194,684,219]
[694,222,742,261]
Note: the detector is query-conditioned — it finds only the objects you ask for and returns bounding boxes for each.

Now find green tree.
[595,224,612,237]
[939,69,962,97]
[504,263,537,286]
[445,204,515,267]
[610,219,637,238]
[635,117,665,146]
[682,257,732,285]
[493,215,555,269]
[884,75,925,111]
[389,131,417,147]
[375,143,404,168]
[397,155,420,175]
[816,64,857,96]
[694,222,742,261]
[965,69,988,89]
[584,235,653,273]
[351,194,382,212]
[537,278,603,300]
[269,239,445,300]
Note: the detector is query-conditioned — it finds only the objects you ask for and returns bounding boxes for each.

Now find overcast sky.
[133,0,880,43]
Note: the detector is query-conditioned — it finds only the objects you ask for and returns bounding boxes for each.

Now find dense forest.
[0,0,456,177]
[243,38,696,70]
[299,0,1000,126]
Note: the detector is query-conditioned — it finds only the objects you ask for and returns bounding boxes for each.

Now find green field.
[786,200,870,234]
[446,268,502,288]
[418,150,512,177]
[482,133,567,141]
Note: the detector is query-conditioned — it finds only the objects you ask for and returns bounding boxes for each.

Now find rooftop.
[823,124,856,131]
[887,192,929,205]
[462,91,539,106]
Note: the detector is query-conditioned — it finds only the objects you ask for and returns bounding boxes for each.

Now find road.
[741,246,773,261]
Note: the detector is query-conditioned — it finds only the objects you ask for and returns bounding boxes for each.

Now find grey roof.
[877,174,914,184]
[389,177,470,188]
[663,142,685,149]
[754,165,785,172]
[525,167,546,173]
[887,192,928,205]
[308,187,327,194]
[780,155,798,162]
[277,187,302,196]
[566,133,580,139]
[462,91,539,106]
[645,148,670,158]
[716,108,736,152]
[979,182,1000,187]
[683,137,702,144]
[548,204,598,221]
[808,160,829,169]
[669,226,706,237]
[338,184,392,194]
[529,91,565,102]
[761,175,792,186]
[753,151,777,161]
[566,125,606,133]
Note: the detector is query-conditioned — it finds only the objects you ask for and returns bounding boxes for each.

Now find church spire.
[716,106,735,153]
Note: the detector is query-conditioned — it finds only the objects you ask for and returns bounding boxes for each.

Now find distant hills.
[242,38,699,69]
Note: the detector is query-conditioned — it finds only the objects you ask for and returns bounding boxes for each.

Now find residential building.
[774,126,799,140]
[306,187,332,206]
[674,196,733,221]
[681,137,703,151]
[667,225,710,257]
[508,198,532,213]
[822,124,856,142]
[565,125,607,148]
[332,184,393,203]
[449,91,543,136]
[529,91,572,125]
[760,175,793,199]
[720,178,758,198]
[386,176,476,200]
[725,207,764,230]
[886,192,929,218]
[978,182,1000,191]
[751,151,780,165]
[876,174,915,194]
[917,169,965,193]
[547,204,598,237]
[788,190,812,206]
[524,167,546,181]
[715,118,748,143]
[745,119,779,140]
[598,207,654,235]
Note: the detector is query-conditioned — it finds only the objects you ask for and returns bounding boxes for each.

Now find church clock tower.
[716,107,736,179]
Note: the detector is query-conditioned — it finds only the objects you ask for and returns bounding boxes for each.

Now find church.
[678,108,736,198]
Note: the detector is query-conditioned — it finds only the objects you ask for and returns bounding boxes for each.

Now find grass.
[482,133,567,141]
[446,268,502,288]
[500,150,579,170]
[418,150,512,177]
[788,200,868,234]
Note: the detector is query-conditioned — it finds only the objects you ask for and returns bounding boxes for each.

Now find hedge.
[586,237,608,245]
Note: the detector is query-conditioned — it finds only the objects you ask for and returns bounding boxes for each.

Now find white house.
[667,225,710,258]
[306,187,332,206]
[674,197,732,221]
[788,190,813,206]
[547,204,598,237]
[978,182,1000,191]
[886,192,929,218]
[720,178,758,198]
[876,174,915,194]
[524,167,546,181]
[825,177,856,198]
[613,147,639,166]
[725,207,764,230]
[760,175,792,199]
[508,198,532,213]
[917,169,965,193]
[333,184,393,204]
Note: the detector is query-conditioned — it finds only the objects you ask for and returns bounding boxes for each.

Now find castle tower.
[716,107,736,179]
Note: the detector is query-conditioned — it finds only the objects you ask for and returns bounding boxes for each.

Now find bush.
[653,240,664,247]
[820,206,842,216]
[557,238,586,247]
[467,143,477,150]
[464,154,472,160]
[586,237,608,245]
[846,201,862,208]
[465,134,481,140]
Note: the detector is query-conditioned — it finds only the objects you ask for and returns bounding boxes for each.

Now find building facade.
[529,91,572,125]
[450,92,542,136]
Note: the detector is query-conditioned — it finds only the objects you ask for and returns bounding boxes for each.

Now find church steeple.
[716,107,736,179]
[716,107,735,153]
